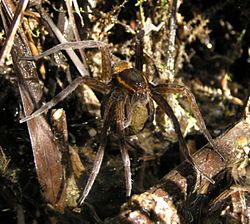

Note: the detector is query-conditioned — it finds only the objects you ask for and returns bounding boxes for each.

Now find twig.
[164,0,178,82]
[107,106,250,223]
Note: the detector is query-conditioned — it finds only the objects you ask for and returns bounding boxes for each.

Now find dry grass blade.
[65,0,87,66]
[0,0,29,66]
[1,0,67,212]
[38,6,89,78]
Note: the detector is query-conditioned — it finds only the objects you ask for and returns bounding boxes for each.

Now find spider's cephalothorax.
[113,67,148,94]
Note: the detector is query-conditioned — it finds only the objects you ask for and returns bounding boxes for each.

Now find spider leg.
[78,97,114,205]
[146,98,155,124]
[20,77,109,123]
[78,144,105,205]
[100,46,112,83]
[152,83,225,160]
[120,140,132,198]
[19,40,107,62]
[116,94,132,197]
[151,90,215,183]
[135,30,145,72]
[124,96,132,129]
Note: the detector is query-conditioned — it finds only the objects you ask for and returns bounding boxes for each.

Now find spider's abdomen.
[114,68,148,93]
[130,102,149,134]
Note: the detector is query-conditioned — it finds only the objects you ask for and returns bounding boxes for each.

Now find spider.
[20,35,223,206]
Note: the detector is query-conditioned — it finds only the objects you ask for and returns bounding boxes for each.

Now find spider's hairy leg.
[78,144,105,206]
[151,90,215,183]
[19,40,107,62]
[146,98,155,124]
[153,84,225,161]
[78,97,114,206]
[116,94,132,197]
[120,143,132,198]
[20,77,109,123]
[135,30,145,72]
[124,96,132,129]
[100,46,112,83]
